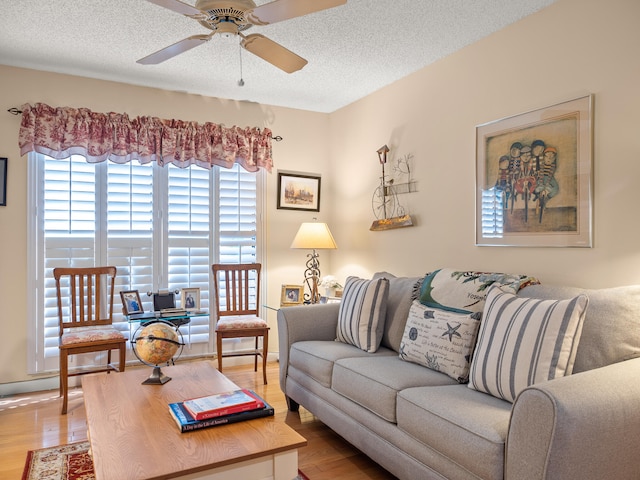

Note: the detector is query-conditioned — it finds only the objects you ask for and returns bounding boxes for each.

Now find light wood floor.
[0,361,397,480]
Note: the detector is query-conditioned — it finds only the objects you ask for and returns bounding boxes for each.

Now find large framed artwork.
[277,172,321,211]
[476,95,593,247]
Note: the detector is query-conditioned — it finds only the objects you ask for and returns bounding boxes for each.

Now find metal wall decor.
[370,145,415,231]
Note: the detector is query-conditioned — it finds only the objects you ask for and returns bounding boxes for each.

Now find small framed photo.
[120,290,143,315]
[280,285,304,306]
[181,287,200,311]
[277,172,321,211]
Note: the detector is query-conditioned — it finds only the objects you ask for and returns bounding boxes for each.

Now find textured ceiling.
[0,0,557,113]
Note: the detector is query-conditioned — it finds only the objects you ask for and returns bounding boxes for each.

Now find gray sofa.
[277,273,640,480]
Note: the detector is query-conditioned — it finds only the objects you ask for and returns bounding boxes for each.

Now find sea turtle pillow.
[419,268,539,313]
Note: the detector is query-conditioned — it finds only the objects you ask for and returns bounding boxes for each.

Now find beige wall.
[0,67,330,387]
[2,0,639,388]
[328,0,640,289]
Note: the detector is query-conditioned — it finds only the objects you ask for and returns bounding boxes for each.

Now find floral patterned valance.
[18,103,273,172]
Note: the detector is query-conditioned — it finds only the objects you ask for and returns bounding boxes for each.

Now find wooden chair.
[54,266,127,414]
[211,263,269,384]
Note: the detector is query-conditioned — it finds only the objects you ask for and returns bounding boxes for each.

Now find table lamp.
[290,221,337,303]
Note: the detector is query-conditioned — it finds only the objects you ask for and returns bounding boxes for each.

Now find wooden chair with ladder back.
[211,263,269,384]
[54,266,127,414]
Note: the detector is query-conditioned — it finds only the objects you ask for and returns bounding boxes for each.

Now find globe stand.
[142,365,171,385]
[131,320,184,386]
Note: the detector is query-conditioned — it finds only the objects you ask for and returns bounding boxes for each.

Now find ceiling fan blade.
[144,0,205,17]
[246,0,346,26]
[241,33,307,73]
[137,34,213,65]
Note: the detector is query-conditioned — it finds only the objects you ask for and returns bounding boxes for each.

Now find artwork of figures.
[476,96,592,247]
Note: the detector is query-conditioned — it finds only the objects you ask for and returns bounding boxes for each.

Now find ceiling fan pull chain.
[238,44,245,87]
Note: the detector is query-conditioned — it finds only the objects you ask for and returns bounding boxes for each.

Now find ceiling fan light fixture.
[216,20,239,36]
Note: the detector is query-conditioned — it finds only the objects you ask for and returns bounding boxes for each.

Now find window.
[27,153,264,374]
[480,186,505,238]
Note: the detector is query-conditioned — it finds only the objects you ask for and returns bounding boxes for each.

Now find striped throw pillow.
[468,285,589,402]
[336,276,390,353]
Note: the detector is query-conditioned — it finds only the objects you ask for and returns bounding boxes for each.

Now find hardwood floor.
[0,361,397,480]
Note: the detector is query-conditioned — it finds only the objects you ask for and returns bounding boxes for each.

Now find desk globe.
[132,321,184,384]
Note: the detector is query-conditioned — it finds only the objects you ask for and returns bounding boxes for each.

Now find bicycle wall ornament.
[370,145,415,231]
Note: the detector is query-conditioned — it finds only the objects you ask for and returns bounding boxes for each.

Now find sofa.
[277,269,640,480]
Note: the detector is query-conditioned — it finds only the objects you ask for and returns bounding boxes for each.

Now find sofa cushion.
[469,285,589,402]
[336,276,390,352]
[400,300,482,383]
[373,272,424,352]
[419,268,540,313]
[289,340,396,388]
[332,355,457,423]
[397,385,512,480]
[518,284,640,373]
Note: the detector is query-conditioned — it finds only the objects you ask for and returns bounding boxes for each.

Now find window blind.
[28,153,262,374]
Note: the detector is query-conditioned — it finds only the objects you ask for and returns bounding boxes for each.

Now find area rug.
[22,442,93,480]
[23,441,310,479]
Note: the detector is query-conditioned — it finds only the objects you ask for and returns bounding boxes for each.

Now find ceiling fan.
[138,0,346,73]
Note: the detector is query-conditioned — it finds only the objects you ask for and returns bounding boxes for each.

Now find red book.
[182,389,265,421]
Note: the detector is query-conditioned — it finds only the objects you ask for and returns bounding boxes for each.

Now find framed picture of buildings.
[277,172,321,211]
[475,95,593,247]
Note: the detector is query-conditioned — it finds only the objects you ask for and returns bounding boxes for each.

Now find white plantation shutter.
[106,162,155,318]
[217,167,259,310]
[167,164,213,345]
[28,154,262,374]
[37,157,99,371]
[219,165,258,263]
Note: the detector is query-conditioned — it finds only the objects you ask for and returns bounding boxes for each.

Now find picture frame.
[476,95,593,247]
[181,287,200,311]
[120,290,143,315]
[280,284,304,306]
[0,157,7,206]
[277,172,321,211]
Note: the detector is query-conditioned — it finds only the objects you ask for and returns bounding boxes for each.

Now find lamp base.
[303,250,322,304]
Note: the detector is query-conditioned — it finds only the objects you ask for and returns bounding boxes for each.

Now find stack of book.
[168,388,273,433]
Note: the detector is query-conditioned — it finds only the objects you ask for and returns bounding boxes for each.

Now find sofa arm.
[277,303,340,394]
[506,358,640,480]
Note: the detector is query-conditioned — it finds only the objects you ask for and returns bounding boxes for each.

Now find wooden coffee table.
[82,361,306,480]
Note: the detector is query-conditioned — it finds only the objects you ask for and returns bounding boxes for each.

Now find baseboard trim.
[0,376,59,397]
[1,352,280,397]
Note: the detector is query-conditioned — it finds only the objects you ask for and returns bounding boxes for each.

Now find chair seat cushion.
[216,315,268,330]
[61,326,125,346]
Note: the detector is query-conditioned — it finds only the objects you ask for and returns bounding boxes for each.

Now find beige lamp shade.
[290,222,337,250]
